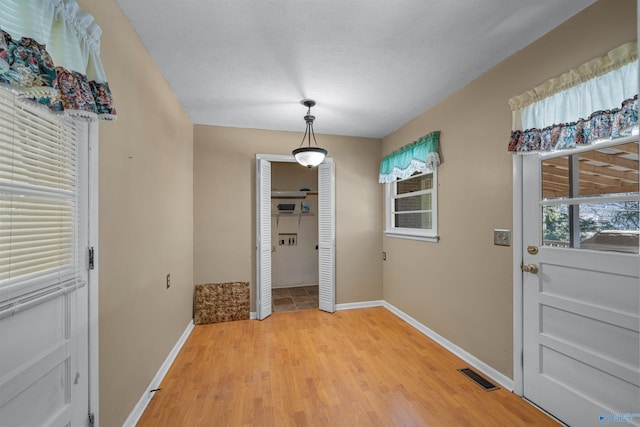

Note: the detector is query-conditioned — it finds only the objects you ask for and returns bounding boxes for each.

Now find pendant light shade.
[293,146,327,167]
[293,99,327,168]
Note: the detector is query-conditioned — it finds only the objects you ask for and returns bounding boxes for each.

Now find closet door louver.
[0,88,81,298]
[317,161,335,313]
[256,158,272,320]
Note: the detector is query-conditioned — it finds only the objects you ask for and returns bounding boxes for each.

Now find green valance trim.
[379,131,440,183]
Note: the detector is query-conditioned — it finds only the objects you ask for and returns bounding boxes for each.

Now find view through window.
[541,140,639,253]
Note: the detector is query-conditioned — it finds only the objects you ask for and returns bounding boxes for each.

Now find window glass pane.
[395,193,431,212]
[542,156,569,200]
[579,202,639,253]
[0,88,80,290]
[542,205,570,247]
[542,202,639,253]
[395,212,432,229]
[397,173,432,195]
[578,142,639,197]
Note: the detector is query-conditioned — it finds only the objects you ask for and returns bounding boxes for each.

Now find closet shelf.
[271,191,318,199]
[271,191,305,199]
[272,212,315,226]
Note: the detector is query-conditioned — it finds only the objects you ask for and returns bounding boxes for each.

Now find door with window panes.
[522,137,639,427]
[0,88,90,426]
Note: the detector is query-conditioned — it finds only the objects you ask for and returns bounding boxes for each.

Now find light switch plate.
[494,229,511,246]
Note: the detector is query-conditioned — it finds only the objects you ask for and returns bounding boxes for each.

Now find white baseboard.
[250,311,257,319]
[382,301,514,391]
[336,300,384,310]
[123,319,195,427]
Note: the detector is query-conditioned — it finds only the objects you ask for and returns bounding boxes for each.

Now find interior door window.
[540,140,639,253]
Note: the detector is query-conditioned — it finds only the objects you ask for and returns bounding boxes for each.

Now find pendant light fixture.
[293,99,327,168]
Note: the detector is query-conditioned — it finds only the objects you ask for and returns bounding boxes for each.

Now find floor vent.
[458,368,499,391]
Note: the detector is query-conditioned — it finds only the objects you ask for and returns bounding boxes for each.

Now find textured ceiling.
[115,0,596,138]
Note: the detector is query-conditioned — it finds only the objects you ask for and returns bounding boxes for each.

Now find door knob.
[520,262,539,274]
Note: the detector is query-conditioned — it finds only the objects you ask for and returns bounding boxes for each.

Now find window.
[540,138,639,253]
[385,170,438,241]
[0,86,86,298]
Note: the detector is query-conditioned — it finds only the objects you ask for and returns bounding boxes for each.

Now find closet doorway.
[256,154,335,320]
[271,161,318,312]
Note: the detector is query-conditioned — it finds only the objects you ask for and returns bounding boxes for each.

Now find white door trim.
[87,121,100,423]
[512,154,524,396]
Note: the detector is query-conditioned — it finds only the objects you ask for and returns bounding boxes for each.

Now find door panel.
[0,107,90,426]
[317,161,335,313]
[0,282,87,426]
[256,159,272,320]
[522,148,640,427]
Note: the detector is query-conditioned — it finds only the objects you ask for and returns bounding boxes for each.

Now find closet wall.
[271,163,319,288]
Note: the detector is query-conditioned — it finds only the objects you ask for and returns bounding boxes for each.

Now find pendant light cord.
[297,104,319,148]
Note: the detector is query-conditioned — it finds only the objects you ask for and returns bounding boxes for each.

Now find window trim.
[384,169,439,242]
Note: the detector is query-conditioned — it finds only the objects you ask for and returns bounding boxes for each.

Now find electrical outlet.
[166,273,170,289]
[493,229,511,246]
[382,251,387,261]
[278,233,297,246]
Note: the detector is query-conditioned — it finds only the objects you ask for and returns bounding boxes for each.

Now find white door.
[522,138,639,426]
[255,155,336,318]
[318,161,336,313]
[256,158,272,320]
[0,93,91,426]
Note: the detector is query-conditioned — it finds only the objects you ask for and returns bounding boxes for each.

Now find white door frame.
[255,154,335,319]
[512,154,524,396]
[87,121,100,424]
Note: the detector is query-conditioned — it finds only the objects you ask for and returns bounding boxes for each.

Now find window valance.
[508,41,637,154]
[0,0,116,121]
[508,95,637,153]
[379,131,440,183]
[508,42,637,112]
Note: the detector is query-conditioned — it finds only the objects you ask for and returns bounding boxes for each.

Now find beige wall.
[194,126,382,308]
[79,1,194,426]
[381,0,636,379]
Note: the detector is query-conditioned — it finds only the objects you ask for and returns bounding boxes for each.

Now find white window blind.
[0,87,82,297]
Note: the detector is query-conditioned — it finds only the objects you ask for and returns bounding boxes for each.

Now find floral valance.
[379,131,440,183]
[508,41,637,154]
[508,95,637,153]
[0,0,116,121]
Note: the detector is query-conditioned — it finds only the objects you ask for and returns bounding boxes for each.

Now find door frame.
[512,154,525,396]
[87,121,100,423]
[255,154,335,319]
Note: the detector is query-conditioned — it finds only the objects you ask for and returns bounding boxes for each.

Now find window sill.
[384,232,439,243]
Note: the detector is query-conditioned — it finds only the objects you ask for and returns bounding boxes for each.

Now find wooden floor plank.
[137,307,557,426]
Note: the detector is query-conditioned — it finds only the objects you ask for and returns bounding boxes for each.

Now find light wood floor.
[137,307,557,426]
